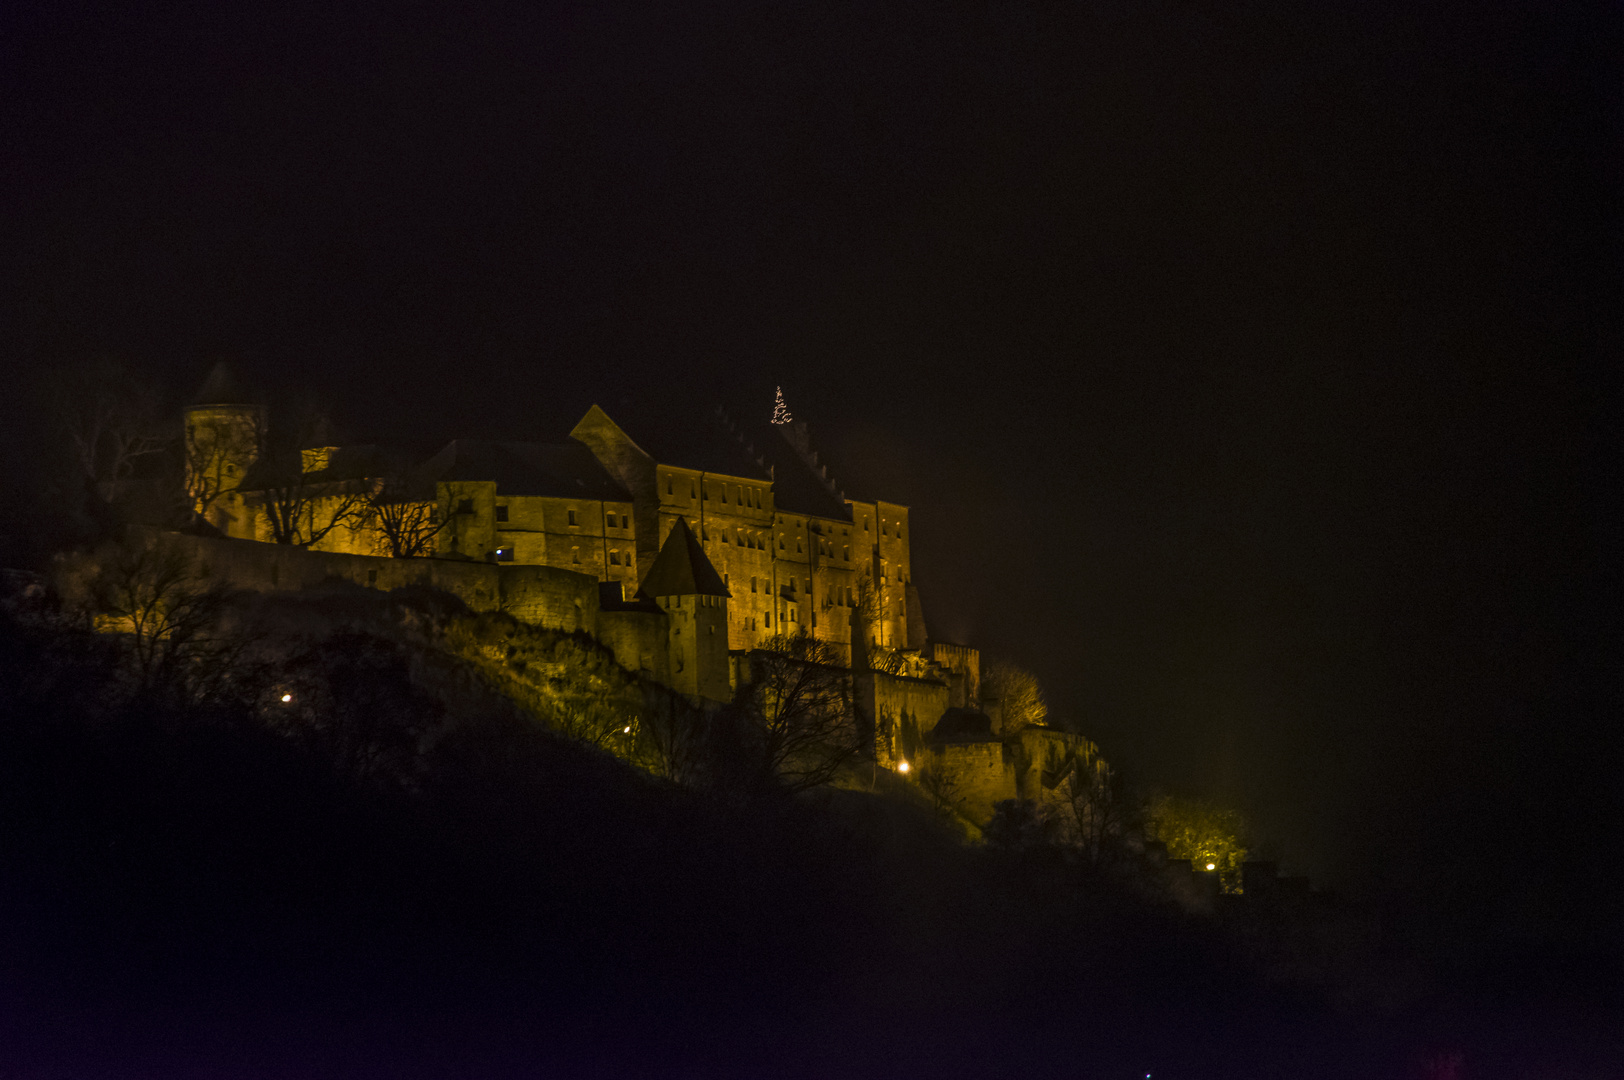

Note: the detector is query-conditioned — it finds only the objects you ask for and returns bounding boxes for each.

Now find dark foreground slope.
[0,599,1616,1079]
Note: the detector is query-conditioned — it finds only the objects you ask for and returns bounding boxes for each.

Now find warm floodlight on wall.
[897,760,910,773]
[1206,862,1216,871]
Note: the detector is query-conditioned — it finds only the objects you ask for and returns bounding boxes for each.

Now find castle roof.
[594,403,772,481]
[418,439,632,501]
[722,411,854,522]
[189,362,255,406]
[638,517,730,598]
[239,442,420,491]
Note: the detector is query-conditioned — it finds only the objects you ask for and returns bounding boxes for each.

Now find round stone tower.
[183,362,262,535]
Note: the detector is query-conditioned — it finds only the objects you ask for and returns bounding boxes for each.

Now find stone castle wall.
[856,669,951,767]
[150,530,629,660]
[922,741,1014,826]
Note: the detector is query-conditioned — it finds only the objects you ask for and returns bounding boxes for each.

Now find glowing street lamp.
[281,693,292,703]
[897,760,910,774]
[1205,862,1216,871]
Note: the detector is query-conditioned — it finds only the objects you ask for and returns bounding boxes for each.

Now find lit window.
[496,505,508,522]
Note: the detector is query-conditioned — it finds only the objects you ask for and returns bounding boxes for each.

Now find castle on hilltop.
[177,366,1098,821]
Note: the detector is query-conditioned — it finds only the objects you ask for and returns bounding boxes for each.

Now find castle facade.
[179,370,1095,822]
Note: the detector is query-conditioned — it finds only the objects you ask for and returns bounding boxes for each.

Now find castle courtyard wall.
[151,530,607,640]
[922,740,1015,827]
[856,669,951,767]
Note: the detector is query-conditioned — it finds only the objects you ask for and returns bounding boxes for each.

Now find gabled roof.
[723,413,854,522]
[418,439,632,500]
[638,517,730,598]
[190,362,256,406]
[590,403,772,481]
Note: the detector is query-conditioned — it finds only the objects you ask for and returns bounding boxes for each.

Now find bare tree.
[270,631,444,789]
[50,360,168,502]
[182,406,261,527]
[363,477,451,558]
[629,688,712,785]
[85,535,238,700]
[736,630,864,792]
[853,574,882,652]
[982,660,1047,733]
[1053,753,1122,864]
[917,758,964,821]
[254,409,367,547]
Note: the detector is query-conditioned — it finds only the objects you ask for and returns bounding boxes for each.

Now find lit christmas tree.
[771,386,792,425]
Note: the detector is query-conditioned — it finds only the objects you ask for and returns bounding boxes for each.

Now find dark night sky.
[2,0,1618,943]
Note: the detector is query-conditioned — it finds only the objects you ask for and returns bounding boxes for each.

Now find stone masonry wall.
[856,669,950,767]
[148,530,636,657]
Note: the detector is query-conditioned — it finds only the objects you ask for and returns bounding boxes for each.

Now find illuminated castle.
[181,367,1094,818]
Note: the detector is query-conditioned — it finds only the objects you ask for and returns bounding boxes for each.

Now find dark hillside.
[0,593,1615,1078]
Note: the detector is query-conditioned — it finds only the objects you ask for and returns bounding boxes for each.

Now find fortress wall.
[929,642,981,708]
[597,608,671,684]
[856,669,950,766]
[923,740,1014,827]
[1009,727,1100,801]
[155,531,601,637]
[498,564,601,633]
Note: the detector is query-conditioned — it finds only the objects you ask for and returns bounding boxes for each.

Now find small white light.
[897,760,910,773]
[624,725,632,733]
[1206,862,1216,871]
[281,693,292,703]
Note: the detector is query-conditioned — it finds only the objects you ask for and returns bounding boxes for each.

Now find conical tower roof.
[189,361,256,406]
[638,517,730,598]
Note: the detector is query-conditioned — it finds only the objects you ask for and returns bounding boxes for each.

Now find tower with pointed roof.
[638,517,732,702]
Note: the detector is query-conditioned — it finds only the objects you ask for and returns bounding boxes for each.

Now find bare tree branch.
[737,630,864,792]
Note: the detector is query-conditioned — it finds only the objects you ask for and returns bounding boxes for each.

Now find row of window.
[493,545,635,568]
[468,502,632,529]
[666,475,768,510]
